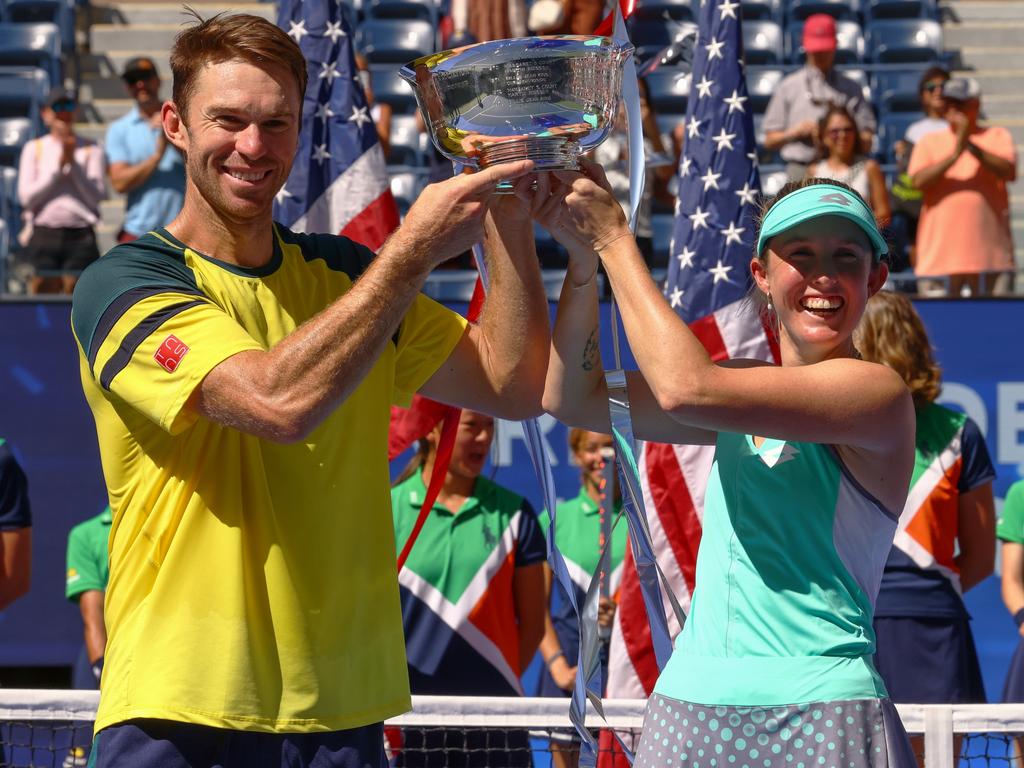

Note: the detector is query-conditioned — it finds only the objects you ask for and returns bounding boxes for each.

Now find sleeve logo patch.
[154,335,189,373]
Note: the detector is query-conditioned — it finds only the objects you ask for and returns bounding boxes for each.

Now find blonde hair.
[855,291,942,408]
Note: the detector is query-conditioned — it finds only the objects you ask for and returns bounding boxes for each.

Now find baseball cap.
[802,14,837,54]
[757,183,888,261]
[44,85,77,111]
[942,77,981,102]
[122,56,159,83]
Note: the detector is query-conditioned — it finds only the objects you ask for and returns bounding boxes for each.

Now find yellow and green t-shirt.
[70,225,467,734]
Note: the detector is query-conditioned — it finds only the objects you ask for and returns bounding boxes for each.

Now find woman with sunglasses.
[540,166,916,767]
[807,104,890,228]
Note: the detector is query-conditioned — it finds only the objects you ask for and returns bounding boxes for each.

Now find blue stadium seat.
[787,0,859,21]
[355,19,436,64]
[0,115,33,167]
[629,18,697,63]
[644,67,691,116]
[741,0,783,23]
[0,66,48,127]
[867,19,942,63]
[864,0,937,20]
[0,23,60,86]
[387,113,425,166]
[634,0,696,23]
[787,19,864,63]
[655,112,683,147]
[0,218,9,291]
[389,168,424,214]
[872,67,927,112]
[0,164,17,233]
[841,68,871,101]
[1,0,75,52]
[877,111,919,161]
[369,65,417,114]
[742,20,784,66]
[364,0,438,24]
[745,68,783,113]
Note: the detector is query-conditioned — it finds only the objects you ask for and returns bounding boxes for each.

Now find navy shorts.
[87,718,387,768]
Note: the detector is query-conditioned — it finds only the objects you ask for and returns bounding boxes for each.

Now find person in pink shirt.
[16,86,106,294]
[908,77,1017,296]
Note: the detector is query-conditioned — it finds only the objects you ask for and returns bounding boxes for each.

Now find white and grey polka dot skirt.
[633,693,917,768]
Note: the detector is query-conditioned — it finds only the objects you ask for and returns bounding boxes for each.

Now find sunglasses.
[50,100,76,112]
[126,75,155,86]
[923,81,946,93]
[827,126,856,137]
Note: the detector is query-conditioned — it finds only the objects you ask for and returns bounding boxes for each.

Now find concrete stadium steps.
[945,0,1024,20]
[944,20,1024,48]
[91,2,275,26]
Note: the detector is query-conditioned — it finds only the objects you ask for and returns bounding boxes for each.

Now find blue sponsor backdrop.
[0,298,1020,700]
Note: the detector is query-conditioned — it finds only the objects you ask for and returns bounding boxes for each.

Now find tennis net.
[3,691,1024,767]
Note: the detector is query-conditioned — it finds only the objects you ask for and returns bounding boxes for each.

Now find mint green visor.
[756,184,887,261]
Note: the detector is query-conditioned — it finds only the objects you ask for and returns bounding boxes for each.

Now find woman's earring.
[765,292,779,337]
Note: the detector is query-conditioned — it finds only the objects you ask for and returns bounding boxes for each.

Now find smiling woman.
[540,170,918,767]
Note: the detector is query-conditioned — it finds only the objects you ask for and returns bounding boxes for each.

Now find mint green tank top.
[654,432,898,706]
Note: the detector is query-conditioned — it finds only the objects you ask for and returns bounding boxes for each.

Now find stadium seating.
[0,22,60,87]
[633,0,697,23]
[866,18,943,63]
[742,20,784,65]
[387,113,425,166]
[369,65,417,114]
[355,18,436,64]
[0,115,32,168]
[787,19,864,63]
[745,68,784,113]
[864,0,938,20]
[873,67,927,112]
[390,169,424,214]
[0,0,74,53]
[787,0,860,21]
[643,67,691,116]
[741,0,784,24]
[877,110,919,161]
[0,66,48,128]
[629,18,697,62]
[364,0,438,25]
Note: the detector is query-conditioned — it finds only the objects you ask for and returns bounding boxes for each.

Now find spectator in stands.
[909,76,1017,296]
[889,66,950,271]
[355,53,392,159]
[856,290,994,765]
[763,14,876,181]
[807,104,890,227]
[999,479,1024,701]
[391,408,546,767]
[65,505,110,689]
[537,429,626,768]
[16,86,105,295]
[0,437,31,611]
[528,0,603,35]
[105,57,185,243]
[450,0,527,43]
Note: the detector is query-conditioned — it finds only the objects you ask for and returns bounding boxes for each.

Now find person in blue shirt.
[543,170,917,768]
[0,438,31,611]
[104,57,185,242]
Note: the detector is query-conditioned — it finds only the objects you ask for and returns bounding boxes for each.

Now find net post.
[923,705,954,768]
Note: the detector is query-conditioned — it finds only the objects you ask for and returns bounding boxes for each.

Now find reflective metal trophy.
[400,36,634,182]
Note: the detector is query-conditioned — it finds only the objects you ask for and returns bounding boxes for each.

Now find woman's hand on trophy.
[398,159,535,267]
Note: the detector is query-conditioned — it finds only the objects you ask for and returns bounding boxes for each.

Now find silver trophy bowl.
[399,36,633,176]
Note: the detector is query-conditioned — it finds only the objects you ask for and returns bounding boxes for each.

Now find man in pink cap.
[763,13,876,180]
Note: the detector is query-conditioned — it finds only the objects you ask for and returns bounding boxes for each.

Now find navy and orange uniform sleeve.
[0,440,31,531]
[71,242,264,435]
[515,499,547,567]
[958,417,996,493]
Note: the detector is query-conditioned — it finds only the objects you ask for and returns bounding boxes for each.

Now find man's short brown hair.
[169,9,308,121]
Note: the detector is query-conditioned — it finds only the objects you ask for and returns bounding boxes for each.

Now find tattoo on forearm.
[582,329,599,371]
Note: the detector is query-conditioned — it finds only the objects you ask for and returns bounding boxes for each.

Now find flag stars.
[705,37,725,60]
[735,182,758,207]
[723,89,747,114]
[669,286,684,308]
[349,105,371,127]
[318,61,341,83]
[696,76,714,99]
[287,19,308,43]
[323,20,346,43]
[718,0,740,18]
[712,127,737,151]
[721,221,746,245]
[314,102,335,122]
[677,246,696,269]
[274,186,293,205]
[679,156,693,177]
[689,206,711,230]
[709,259,733,283]
[700,167,721,192]
[687,117,702,140]
[312,143,332,163]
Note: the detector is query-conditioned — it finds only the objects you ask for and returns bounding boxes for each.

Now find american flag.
[601,0,780,743]
[274,1,399,248]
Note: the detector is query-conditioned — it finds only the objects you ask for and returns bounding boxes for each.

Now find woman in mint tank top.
[538,170,918,767]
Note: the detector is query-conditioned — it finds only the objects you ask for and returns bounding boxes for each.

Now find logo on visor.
[154,335,189,373]
[819,192,851,206]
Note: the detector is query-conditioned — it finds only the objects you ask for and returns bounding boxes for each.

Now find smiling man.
[70,12,550,768]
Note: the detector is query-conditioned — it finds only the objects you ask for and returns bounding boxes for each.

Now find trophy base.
[478,137,582,194]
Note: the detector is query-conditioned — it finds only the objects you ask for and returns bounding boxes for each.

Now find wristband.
[1014,609,1024,629]
[91,655,104,684]
[545,651,566,668]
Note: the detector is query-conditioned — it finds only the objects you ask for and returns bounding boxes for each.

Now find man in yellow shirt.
[71,11,550,768]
